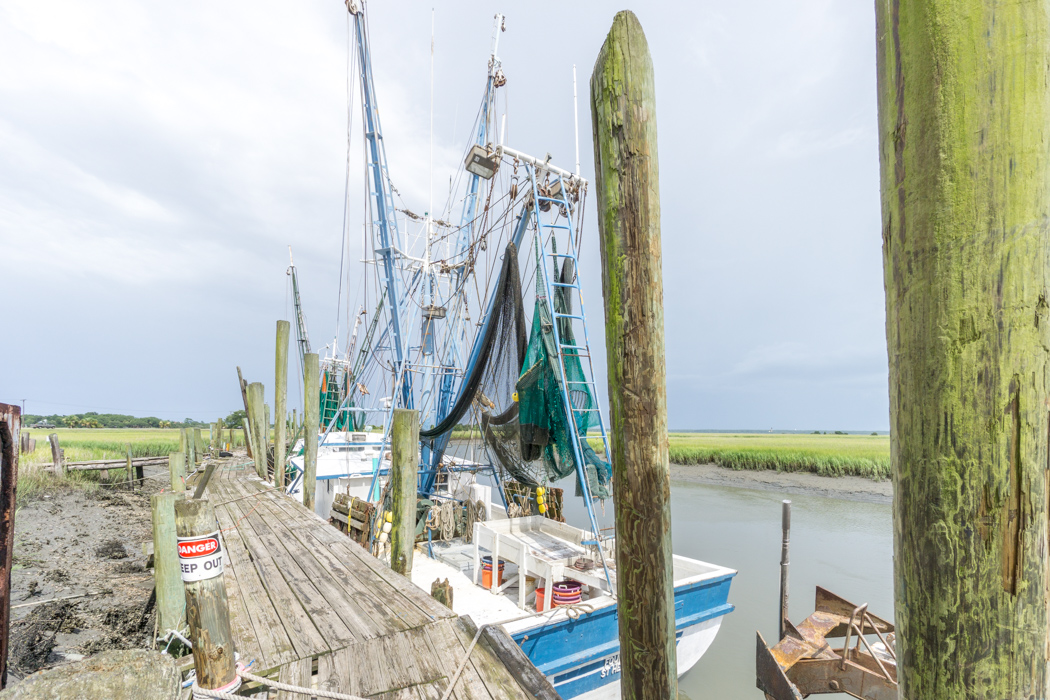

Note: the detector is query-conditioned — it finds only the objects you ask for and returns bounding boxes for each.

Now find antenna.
[573,64,580,178]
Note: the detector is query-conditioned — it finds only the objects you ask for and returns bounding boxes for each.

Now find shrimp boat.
[285,3,735,698]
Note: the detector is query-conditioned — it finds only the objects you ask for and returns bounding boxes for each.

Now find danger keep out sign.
[177,531,224,582]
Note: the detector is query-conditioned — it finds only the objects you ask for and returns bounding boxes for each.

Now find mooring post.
[779,500,791,640]
[48,433,64,476]
[390,408,419,576]
[591,12,676,700]
[0,404,21,690]
[242,425,253,460]
[179,428,188,465]
[193,428,203,465]
[169,452,186,493]
[236,367,253,459]
[151,492,185,642]
[275,320,290,488]
[303,353,319,511]
[248,383,266,479]
[125,444,134,489]
[187,429,196,472]
[875,0,1050,690]
[174,498,238,693]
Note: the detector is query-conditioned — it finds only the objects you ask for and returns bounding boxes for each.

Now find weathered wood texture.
[151,493,185,639]
[0,405,20,690]
[47,433,63,476]
[169,452,186,493]
[0,649,181,699]
[303,353,320,511]
[198,457,540,700]
[275,319,290,488]
[193,428,203,463]
[174,498,237,690]
[390,409,419,576]
[591,12,676,700]
[249,382,267,480]
[236,366,253,459]
[186,429,196,471]
[875,0,1050,695]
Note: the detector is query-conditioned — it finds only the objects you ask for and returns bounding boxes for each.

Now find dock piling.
[174,498,237,692]
[48,433,64,477]
[591,12,677,700]
[169,452,186,493]
[779,500,790,640]
[275,320,290,488]
[0,404,21,690]
[151,493,185,643]
[390,408,419,576]
[303,353,319,511]
[236,367,253,459]
[248,382,266,479]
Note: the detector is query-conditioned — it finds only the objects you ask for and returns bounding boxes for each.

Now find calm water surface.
[556,476,893,699]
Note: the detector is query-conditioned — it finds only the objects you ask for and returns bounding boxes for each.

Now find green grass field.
[15,428,246,504]
[664,432,890,480]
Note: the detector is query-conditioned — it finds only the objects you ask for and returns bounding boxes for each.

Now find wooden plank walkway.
[201,459,549,700]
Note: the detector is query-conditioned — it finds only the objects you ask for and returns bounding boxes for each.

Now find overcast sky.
[0,0,885,430]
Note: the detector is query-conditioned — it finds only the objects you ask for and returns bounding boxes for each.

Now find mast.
[347,0,411,409]
[287,246,311,372]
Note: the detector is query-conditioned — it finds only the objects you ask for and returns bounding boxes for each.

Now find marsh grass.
[590,432,890,481]
[14,428,223,504]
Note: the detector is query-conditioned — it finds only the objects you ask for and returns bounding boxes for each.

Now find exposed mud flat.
[6,482,158,684]
[670,462,892,504]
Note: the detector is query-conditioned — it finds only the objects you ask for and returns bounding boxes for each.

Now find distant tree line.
[23,412,210,429]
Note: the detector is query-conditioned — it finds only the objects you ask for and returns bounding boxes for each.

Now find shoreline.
[670,462,892,504]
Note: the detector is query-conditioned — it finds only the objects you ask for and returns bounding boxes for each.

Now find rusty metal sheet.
[789,657,897,700]
[814,586,893,636]
[756,631,803,700]
[0,402,20,689]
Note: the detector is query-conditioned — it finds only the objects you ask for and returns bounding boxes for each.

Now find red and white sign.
[177,537,219,558]
[176,531,224,582]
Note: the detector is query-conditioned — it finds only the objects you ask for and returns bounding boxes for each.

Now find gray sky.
[0,0,886,430]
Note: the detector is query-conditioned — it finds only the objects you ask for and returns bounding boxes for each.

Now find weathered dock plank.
[200,458,550,700]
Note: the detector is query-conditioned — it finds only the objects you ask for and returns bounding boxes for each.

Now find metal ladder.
[525,166,615,593]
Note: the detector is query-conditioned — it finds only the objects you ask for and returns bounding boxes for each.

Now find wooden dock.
[202,459,554,700]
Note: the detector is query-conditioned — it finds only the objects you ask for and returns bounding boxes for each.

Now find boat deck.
[204,460,552,700]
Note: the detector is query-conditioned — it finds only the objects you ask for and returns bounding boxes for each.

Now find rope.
[439,625,485,700]
[440,500,455,540]
[192,668,368,700]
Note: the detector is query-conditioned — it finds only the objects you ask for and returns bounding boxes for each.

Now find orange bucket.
[481,557,504,588]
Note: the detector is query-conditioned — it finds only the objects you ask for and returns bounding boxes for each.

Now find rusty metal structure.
[757,587,897,700]
[0,402,20,689]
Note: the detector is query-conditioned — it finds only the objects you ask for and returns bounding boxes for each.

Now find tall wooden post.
[0,405,21,690]
[48,433,63,477]
[248,383,266,479]
[275,320,290,488]
[591,12,676,700]
[303,353,319,512]
[236,367,253,459]
[151,493,185,639]
[186,429,196,472]
[174,499,237,692]
[876,0,1050,695]
[169,452,186,493]
[390,408,419,576]
[193,428,203,464]
[125,444,134,489]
